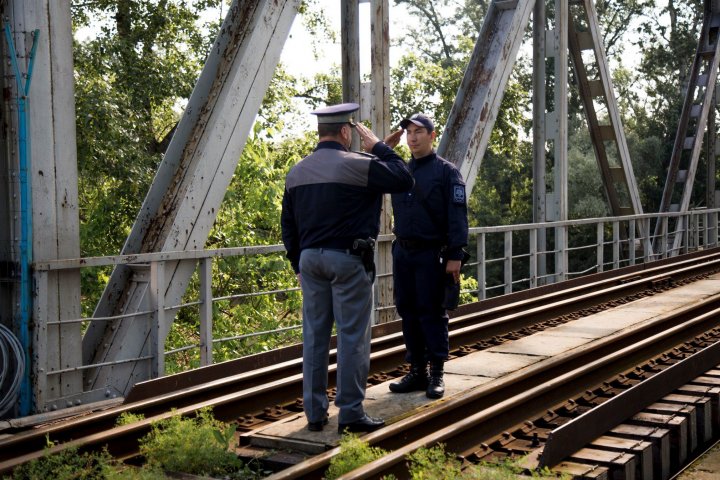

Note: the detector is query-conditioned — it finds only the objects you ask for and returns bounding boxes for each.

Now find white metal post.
[596,222,604,273]
[150,261,166,378]
[529,229,538,289]
[533,0,547,284]
[504,231,513,294]
[4,0,82,413]
[554,0,569,282]
[477,233,486,300]
[612,221,620,269]
[644,218,652,263]
[199,258,213,367]
[629,219,636,265]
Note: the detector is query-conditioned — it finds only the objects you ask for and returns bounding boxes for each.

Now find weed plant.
[139,408,254,479]
[325,438,569,480]
[325,433,390,479]
[7,443,114,480]
[406,443,463,479]
[3,409,267,480]
[5,437,168,480]
[116,411,145,426]
[408,447,570,479]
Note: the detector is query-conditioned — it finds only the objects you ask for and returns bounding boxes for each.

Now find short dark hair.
[318,122,347,137]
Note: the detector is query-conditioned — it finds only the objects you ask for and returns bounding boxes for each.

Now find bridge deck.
[242,274,720,456]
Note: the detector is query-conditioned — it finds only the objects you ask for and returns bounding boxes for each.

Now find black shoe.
[389,367,429,393]
[427,361,445,399]
[307,414,329,432]
[426,375,445,398]
[338,414,385,434]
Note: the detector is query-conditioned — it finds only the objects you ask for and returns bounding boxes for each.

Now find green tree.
[73,0,220,256]
[633,0,705,211]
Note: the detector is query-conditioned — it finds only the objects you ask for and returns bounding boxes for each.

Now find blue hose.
[4,23,39,417]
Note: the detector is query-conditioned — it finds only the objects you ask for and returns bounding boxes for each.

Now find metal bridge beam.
[0,0,81,414]
[440,0,649,282]
[437,0,536,195]
[656,0,720,254]
[83,0,300,397]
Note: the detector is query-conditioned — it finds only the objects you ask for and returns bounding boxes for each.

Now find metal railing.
[31,208,720,407]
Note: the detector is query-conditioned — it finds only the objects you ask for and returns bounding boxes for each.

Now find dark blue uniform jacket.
[282,141,413,273]
[391,151,468,260]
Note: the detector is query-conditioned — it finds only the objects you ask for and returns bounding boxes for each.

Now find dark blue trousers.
[392,243,449,365]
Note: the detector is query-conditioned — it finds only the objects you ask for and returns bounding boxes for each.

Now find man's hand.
[383,128,403,149]
[353,122,380,152]
[445,260,461,284]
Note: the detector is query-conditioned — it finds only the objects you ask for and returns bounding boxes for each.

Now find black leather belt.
[321,247,362,256]
[395,238,444,250]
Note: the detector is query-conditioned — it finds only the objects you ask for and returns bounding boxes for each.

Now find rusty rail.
[2,250,720,474]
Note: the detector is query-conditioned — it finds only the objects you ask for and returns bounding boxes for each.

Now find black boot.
[426,361,445,399]
[389,363,429,393]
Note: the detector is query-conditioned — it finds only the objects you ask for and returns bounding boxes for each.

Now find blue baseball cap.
[400,113,434,132]
[311,103,359,124]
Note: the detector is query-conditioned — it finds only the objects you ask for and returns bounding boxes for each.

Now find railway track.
[2,249,720,476]
[268,281,720,479]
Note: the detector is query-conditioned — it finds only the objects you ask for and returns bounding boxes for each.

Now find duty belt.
[395,237,444,250]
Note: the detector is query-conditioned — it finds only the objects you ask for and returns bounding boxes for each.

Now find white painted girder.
[437,0,536,195]
[3,0,82,412]
[580,0,643,217]
[83,0,301,395]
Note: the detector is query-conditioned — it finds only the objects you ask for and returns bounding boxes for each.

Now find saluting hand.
[353,122,380,152]
[383,129,403,149]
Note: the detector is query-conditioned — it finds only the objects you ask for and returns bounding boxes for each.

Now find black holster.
[353,237,376,283]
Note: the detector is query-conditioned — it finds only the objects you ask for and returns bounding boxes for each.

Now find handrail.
[29,208,720,410]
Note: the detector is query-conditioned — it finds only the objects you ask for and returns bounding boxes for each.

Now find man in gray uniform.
[281,103,413,433]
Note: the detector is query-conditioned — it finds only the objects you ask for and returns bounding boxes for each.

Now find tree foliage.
[74,0,219,256]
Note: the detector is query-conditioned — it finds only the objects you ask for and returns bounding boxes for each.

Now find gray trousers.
[299,248,373,424]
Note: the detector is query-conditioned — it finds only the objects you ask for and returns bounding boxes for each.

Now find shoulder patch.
[452,184,465,205]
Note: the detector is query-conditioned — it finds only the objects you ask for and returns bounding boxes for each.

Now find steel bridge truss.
[2,0,718,413]
[655,1,720,254]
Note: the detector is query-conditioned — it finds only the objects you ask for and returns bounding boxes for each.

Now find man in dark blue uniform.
[386,113,468,399]
[281,103,413,433]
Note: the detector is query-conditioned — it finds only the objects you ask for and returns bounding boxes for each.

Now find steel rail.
[268,295,720,479]
[1,250,720,473]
